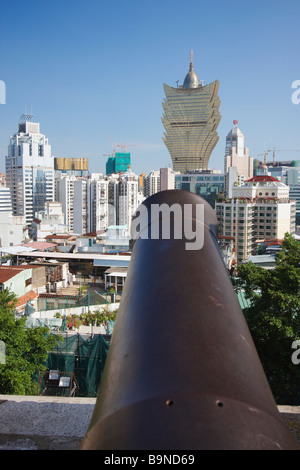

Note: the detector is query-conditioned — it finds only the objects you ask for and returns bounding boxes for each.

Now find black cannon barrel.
[80,190,299,450]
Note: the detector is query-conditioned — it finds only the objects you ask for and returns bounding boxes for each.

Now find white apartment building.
[54,170,144,235]
[29,201,68,241]
[0,213,26,247]
[108,170,144,227]
[0,187,12,213]
[54,172,76,232]
[5,117,54,225]
[73,179,88,235]
[160,167,176,191]
[216,172,296,264]
[143,170,160,197]
[87,176,109,232]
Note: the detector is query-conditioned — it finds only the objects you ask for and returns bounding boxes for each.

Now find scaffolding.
[37,333,111,397]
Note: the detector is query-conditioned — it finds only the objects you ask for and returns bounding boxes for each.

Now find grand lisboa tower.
[161,51,221,173]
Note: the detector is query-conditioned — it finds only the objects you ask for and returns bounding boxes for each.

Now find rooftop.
[246,175,280,183]
[0,265,41,283]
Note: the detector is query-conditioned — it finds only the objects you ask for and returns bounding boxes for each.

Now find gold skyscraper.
[162,51,221,173]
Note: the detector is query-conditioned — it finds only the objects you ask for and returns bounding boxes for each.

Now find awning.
[104,267,128,278]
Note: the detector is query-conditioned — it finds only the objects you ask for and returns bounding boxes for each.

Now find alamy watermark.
[108,199,205,251]
[0,340,5,365]
[131,202,204,251]
[291,80,300,104]
[0,80,6,104]
[291,340,300,365]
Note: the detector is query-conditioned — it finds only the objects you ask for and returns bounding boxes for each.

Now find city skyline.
[0,0,300,177]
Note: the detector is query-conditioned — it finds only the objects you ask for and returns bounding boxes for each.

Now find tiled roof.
[0,265,42,283]
[0,266,31,283]
[16,290,38,308]
[45,235,75,240]
[246,175,279,183]
[20,242,57,250]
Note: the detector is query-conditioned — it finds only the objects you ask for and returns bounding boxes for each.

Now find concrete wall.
[31,302,119,319]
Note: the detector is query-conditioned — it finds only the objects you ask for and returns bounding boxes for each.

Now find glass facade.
[6,119,54,225]
[162,81,221,172]
[175,173,225,208]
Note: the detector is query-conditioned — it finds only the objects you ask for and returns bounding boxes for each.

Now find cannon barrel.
[80,190,299,450]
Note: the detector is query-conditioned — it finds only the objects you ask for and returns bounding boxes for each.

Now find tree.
[0,289,62,395]
[234,233,300,404]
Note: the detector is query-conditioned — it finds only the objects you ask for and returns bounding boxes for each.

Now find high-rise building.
[216,171,296,263]
[54,170,144,235]
[143,170,160,198]
[54,157,88,177]
[175,170,225,208]
[54,172,76,232]
[5,115,54,225]
[108,170,143,227]
[161,50,221,173]
[106,152,131,175]
[224,121,253,195]
[160,167,176,191]
[87,177,109,232]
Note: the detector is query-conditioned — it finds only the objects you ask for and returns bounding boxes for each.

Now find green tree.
[234,233,300,404]
[0,289,61,395]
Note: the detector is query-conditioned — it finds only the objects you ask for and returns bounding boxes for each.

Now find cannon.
[80,190,299,450]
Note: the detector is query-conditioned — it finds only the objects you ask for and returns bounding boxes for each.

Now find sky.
[0,0,299,176]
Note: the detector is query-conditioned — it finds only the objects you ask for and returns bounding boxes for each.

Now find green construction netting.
[44,334,111,397]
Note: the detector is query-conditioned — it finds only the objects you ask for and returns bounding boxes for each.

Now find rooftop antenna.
[190,49,194,67]
[20,103,34,122]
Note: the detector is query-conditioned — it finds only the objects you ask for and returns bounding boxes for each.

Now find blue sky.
[0,0,299,175]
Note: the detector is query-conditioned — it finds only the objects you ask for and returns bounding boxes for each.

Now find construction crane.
[257,149,300,166]
[267,148,300,166]
[257,151,269,165]
[113,143,136,153]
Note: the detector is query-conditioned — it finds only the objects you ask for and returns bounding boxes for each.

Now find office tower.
[175,170,225,208]
[5,115,54,225]
[215,172,296,264]
[54,157,88,177]
[161,50,221,173]
[224,121,253,195]
[106,152,131,175]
